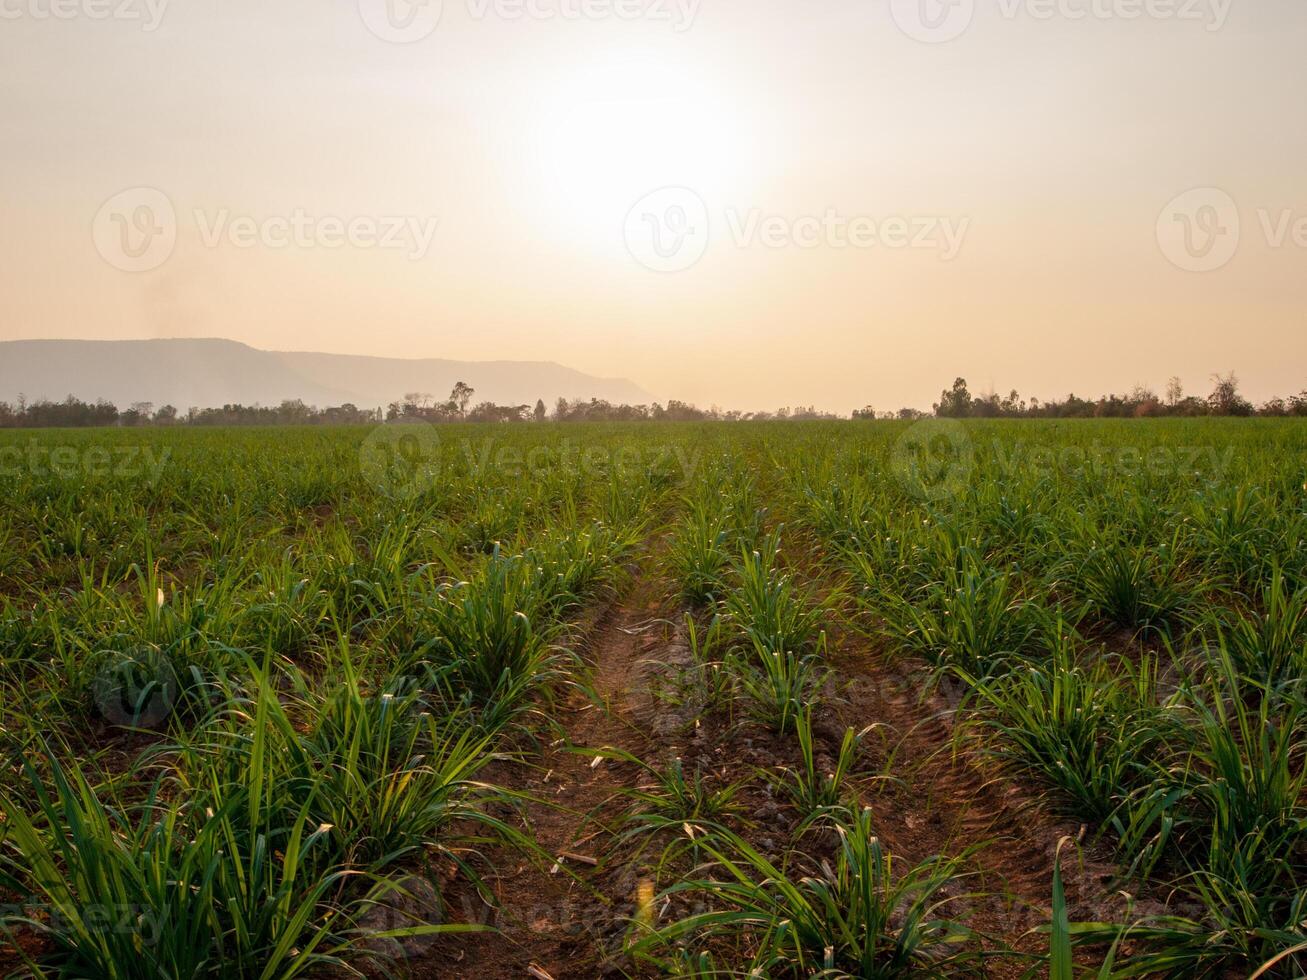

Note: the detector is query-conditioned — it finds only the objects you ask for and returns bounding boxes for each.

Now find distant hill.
[0,339,656,411]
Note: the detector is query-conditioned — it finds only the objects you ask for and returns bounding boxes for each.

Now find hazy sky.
[1,0,1304,412]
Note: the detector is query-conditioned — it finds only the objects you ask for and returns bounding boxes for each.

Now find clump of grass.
[1205,566,1307,688]
[649,614,738,727]
[958,638,1177,823]
[738,646,829,737]
[1102,652,1307,976]
[1071,537,1198,636]
[631,807,984,977]
[302,656,511,870]
[600,747,746,869]
[724,533,825,658]
[882,564,1043,675]
[768,704,872,821]
[669,498,731,604]
[1,738,363,979]
[415,548,563,717]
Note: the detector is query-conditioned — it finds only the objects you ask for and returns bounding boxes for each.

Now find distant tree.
[450,382,475,416]
[852,405,876,420]
[1166,376,1184,406]
[153,404,178,425]
[278,399,311,424]
[533,399,547,422]
[397,393,432,418]
[120,401,154,426]
[935,378,973,418]
[1174,395,1209,417]
[467,401,531,423]
[1127,385,1161,417]
[1208,372,1253,416]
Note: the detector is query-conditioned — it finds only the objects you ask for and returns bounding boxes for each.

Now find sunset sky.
[2,0,1304,412]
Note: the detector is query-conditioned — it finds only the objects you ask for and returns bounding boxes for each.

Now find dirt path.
[825,616,1137,972]
[403,550,1137,977]
[771,529,1137,971]
[412,577,675,979]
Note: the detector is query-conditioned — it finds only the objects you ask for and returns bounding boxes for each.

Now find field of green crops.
[1,419,1305,978]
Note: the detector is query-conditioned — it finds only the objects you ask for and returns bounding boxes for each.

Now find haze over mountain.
[0,339,656,411]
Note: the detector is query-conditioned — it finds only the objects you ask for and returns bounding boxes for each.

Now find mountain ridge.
[0,338,656,410]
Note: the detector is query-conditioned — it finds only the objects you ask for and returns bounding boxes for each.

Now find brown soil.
[409,578,675,979]
[2,552,1146,979]
[824,630,1140,975]
[389,549,1143,979]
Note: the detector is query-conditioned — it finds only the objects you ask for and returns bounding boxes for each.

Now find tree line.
[0,374,1303,429]
[925,373,1307,419]
[385,388,842,423]
[0,384,845,429]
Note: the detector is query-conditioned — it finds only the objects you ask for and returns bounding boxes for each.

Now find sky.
[1,0,1304,413]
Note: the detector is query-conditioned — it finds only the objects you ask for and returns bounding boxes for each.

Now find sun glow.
[524,49,752,252]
